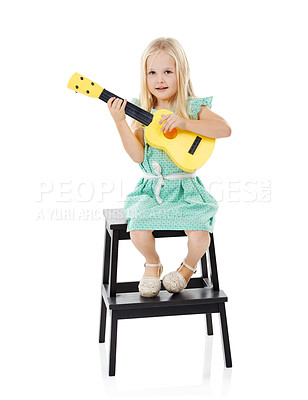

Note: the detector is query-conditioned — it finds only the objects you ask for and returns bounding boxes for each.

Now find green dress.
[123,96,218,233]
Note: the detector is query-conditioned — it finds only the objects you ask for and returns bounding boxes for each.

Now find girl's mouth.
[156,87,168,91]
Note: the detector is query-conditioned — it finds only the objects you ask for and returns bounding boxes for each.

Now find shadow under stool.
[99,208,232,376]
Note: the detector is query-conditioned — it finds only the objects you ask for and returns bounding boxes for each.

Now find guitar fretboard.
[99,89,153,126]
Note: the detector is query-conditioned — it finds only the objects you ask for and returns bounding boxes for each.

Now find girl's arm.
[108,97,144,163]
[160,106,231,139]
[115,120,144,163]
[185,106,231,139]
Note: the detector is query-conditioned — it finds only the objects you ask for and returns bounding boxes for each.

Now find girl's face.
[146,50,178,106]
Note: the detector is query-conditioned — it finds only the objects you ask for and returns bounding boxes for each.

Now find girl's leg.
[181,230,211,282]
[129,230,161,277]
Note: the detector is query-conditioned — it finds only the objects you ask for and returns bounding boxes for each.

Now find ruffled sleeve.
[187,96,213,119]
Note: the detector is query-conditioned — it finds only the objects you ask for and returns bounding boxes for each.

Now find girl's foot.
[162,259,197,293]
[177,261,196,283]
[138,261,163,298]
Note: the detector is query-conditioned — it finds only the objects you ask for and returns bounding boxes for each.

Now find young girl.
[107,37,231,298]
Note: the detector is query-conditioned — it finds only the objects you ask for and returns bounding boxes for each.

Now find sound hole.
[163,127,178,139]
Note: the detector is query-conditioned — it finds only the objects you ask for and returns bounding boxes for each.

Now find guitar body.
[145,109,215,172]
[67,73,215,172]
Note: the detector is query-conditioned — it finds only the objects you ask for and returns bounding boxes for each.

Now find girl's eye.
[149,71,172,75]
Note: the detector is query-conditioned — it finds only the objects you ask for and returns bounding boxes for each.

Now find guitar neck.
[99,89,153,127]
[67,73,153,126]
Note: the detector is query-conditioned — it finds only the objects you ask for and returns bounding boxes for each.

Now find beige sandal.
[162,259,197,293]
[138,261,163,298]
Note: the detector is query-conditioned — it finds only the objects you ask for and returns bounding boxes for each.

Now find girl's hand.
[159,114,187,133]
[107,97,127,123]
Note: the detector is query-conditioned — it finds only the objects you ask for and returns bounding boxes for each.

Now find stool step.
[102,284,227,311]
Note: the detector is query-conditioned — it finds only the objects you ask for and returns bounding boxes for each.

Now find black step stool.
[99,208,232,376]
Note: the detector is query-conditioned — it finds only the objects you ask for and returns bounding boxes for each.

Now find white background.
[1,0,307,398]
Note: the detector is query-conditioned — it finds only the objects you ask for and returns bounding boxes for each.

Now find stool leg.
[206,313,213,335]
[99,298,107,343]
[219,303,232,367]
[209,233,220,291]
[103,227,111,285]
[99,227,111,343]
[202,248,213,335]
[109,310,119,376]
[110,230,119,297]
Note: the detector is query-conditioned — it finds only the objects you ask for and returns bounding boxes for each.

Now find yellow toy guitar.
[67,72,215,172]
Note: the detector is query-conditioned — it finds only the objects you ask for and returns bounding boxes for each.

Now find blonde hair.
[131,37,197,133]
